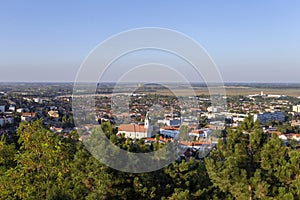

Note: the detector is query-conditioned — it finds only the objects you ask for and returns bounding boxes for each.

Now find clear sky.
[0,0,299,82]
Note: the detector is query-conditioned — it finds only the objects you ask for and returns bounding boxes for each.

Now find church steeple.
[144,112,150,129]
[144,112,153,137]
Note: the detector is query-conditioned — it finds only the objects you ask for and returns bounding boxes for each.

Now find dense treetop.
[1,117,300,199]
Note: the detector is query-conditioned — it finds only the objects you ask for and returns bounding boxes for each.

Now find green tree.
[0,136,16,170]
[206,120,300,199]
[239,115,260,133]
[1,120,73,199]
[0,136,17,198]
[198,116,208,128]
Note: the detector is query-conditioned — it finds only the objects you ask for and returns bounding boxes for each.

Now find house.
[290,134,300,141]
[225,113,248,123]
[189,128,212,139]
[158,117,181,126]
[8,105,16,112]
[293,105,300,113]
[291,120,300,127]
[279,134,288,140]
[145,136,173,144]
[48,110,59,118]
[180,141,212,150]
[21,112,37,122]
[50,126,63,133]
[117,113,153,139]
[207,121,225,130]
[33,97,43,103]
[16,108,25,113]
[271,132,287,140]
[160,126,180,138]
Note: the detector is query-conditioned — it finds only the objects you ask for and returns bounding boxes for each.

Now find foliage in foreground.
[0,118,300,199]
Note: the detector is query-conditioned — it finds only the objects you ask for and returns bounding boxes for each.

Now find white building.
[50,126,63,133]
[207,106,220,113]
[158,118,181,126]
[290,134,300,141]
[33,97,43,103]
[278,134,288,141]
[189,128,212,138]
[117,114,153,139]
[293,105,300,113]
[8,105,16,112]
[266,94,284,98]
[17,108,28,113]
[226,113,248,122]
[21,112,37,122]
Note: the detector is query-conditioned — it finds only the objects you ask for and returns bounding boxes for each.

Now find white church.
[117,113,153,139]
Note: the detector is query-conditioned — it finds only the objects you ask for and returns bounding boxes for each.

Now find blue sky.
[0,1,299,82]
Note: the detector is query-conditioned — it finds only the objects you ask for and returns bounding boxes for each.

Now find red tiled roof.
[161,126,180,130]
[145,138,156,141]
[159,136,172,142]
[270,131,283,136]
[118,124,147,133]
[289,133,300,138]
[180,141,211,146]
[145,137,172,143]
[22,112,36,117]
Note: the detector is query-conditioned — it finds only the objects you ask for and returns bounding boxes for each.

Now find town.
[2,82,300,198]
[2,83,300,157]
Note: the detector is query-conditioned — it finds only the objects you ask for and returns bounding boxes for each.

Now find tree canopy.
[1,117,300,199]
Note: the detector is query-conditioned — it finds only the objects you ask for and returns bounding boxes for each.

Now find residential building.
[189,128,212,139]
[293,105,300,113]
[50,126,63,133]
[48,110,59,118]
[21,112,37,122]
[158,117,181,126]
[8,105,16,112]
[16,108,25,113]
[160,126,180,138]
[33,97,43,103]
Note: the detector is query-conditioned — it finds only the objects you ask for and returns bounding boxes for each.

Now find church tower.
[144,112,150,129]
[144,112,153,137]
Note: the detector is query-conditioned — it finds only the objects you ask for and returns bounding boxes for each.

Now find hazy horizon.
[1,1,299,83]
[2,81,300,85]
